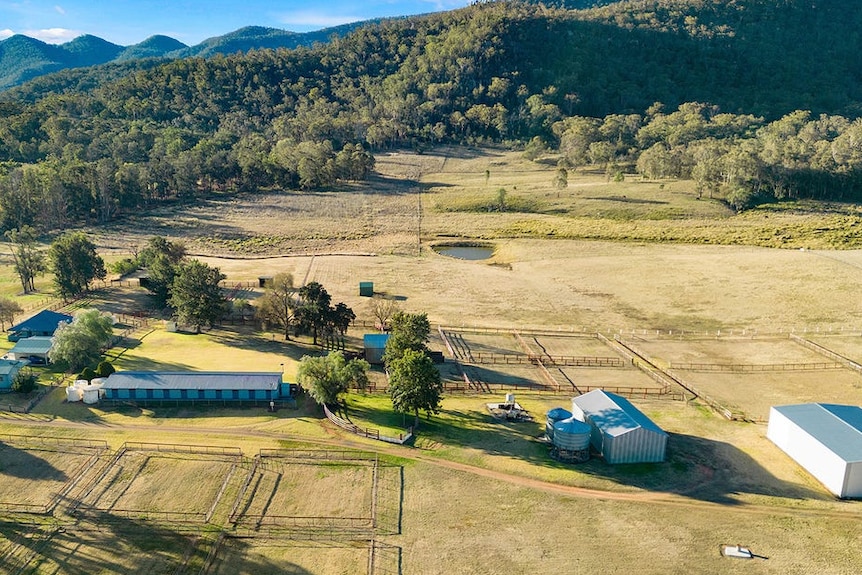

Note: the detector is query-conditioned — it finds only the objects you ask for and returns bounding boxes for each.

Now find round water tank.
[90,378,104,387]
[545,407,572,440]
[74,379,88,388]
[552,417,591,451]
[65,386,82,402]
[81,385,100,405]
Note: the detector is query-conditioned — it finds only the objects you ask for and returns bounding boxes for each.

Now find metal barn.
[101,371,285,403]
[767,403,862,498]
[571,389,667,464]
[7,310,72,341]
[363,333,390,364]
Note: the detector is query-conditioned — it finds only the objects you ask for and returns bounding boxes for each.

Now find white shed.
[767,403,862,498]
[571,389,667,464]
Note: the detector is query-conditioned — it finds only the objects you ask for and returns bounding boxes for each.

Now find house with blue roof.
[767,403,862,498]
[571,389,667,464]
[7,310,72,342]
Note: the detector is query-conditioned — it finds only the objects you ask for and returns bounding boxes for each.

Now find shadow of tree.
[344,400,826,505]
[0,442,67,481]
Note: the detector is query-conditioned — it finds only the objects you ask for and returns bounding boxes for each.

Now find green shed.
[359,282,374,297]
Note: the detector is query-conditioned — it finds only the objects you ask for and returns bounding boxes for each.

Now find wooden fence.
[467,352,625,367]
[790,334,862,375]
[669,361,843,372]
[323,404,414,445]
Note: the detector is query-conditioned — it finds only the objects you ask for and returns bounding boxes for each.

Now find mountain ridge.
[0,21,376,91]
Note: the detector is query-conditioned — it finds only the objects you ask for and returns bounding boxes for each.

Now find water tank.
[74,379,88,388]
[81,385,100,405]
[545,407,572,440]
[552,417,592,451]
[66,386,82,402]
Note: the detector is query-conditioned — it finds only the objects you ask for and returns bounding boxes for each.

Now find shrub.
[11,370,37,393]
[79,366,97,382]
[95,361,115,378]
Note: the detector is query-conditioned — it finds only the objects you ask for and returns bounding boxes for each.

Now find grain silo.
[545,407,572,440]
[571,389,667,464]
[551,417,592,463]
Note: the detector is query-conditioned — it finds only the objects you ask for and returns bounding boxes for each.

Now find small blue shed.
[0,360,27,390]
[363,333,390,364]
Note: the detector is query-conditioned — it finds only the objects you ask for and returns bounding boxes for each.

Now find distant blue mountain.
[0,22,372,91]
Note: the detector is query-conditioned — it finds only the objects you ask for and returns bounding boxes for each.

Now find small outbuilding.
[359,282,374,297]
[767,403,862,498]
[363,333,390,364]
[100,371,286,403]
[571,389,667,464]
[5,336,54,363]
[8,310,72,342]
[0,360,27,390]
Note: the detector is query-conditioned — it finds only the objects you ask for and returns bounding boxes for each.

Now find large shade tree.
[388,349,442,427]
[49,232,106,301]
[383,311,431,367]
[139,236,187,307]
[169,260,227,333]
[297,351,370,407]
[49,308,114,372]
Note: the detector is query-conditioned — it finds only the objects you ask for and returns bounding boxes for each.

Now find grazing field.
[632,336,837,368]
[0,436,107,515]
[206,538,375,575]
[76,446,242,522]
[676,370,862,421]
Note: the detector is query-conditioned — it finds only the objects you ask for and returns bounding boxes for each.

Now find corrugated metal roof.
[363,333,390,348]
[773,403,862,463]
[572,389,666,438]
[102,371,282,391]
[8,336,54,354]
[9,310,72,333]
[0,360,26,375]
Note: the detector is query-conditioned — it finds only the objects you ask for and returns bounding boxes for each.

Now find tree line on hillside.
[1,0,862,229]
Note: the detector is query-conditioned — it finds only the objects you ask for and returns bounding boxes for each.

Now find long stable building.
[101,371,288,402]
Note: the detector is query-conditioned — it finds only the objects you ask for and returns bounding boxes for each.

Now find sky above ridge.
[0,0,473,46]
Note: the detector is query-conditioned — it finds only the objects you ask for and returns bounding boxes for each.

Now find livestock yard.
[3,148,862,574]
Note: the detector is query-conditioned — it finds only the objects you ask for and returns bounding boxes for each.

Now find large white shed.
[571,389,667,464]
[767,403,862,498]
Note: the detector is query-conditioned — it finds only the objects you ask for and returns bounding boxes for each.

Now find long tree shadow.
[0,442,67,481]
[347,399,828,505]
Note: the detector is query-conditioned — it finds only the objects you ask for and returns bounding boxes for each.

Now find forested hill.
[0,22,373,91]
[2,0,862,232]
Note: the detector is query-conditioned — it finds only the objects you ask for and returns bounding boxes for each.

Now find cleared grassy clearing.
[633,336,834,367]
[678,370,862,421]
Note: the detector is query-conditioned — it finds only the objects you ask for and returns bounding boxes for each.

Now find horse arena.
[0,440,403,575]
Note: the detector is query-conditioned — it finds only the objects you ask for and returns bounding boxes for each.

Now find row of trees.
[256,274,355,345]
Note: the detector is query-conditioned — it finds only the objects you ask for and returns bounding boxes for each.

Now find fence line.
[322,404,414,445]
[669,361,843,372]
[121,442,243,457]
[790,334,862,375]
